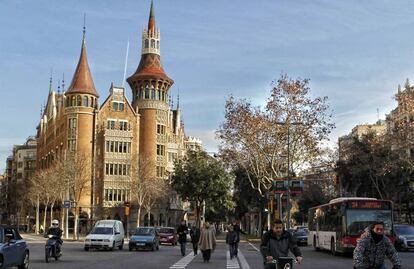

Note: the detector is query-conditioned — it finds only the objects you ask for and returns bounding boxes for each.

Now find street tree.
[171,150,234,228]
[60,153,91,240]
[217,74,334,195]
[28,169,49,234]
[141,176,168,227]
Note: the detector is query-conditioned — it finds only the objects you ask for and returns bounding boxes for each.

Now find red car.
[157,227,177,246]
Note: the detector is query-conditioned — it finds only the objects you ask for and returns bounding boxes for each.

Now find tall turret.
[127,1,173,178]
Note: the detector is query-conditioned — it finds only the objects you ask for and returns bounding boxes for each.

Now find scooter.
[45,234,62,263]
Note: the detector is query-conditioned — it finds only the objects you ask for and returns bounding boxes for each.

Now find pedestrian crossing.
[169,252,198,269]
[226,250,240,269]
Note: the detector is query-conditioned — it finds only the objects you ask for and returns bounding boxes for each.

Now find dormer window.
[112,101,124,112]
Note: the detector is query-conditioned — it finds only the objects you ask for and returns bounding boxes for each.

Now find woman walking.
[198,222,216,263]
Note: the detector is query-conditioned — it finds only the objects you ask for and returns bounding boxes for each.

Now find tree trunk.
[61,205,65,236]
[73,207,79,240]
[50,201,55,226]
[137,206,141,228]
[35,196,40,235]
[43,203,48,234]
[148,209,151,227]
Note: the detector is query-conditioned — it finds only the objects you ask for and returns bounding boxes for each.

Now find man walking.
[232,219,246,257]
[177,221,188,256]
[190,225,200,255]
[353,222,401,269]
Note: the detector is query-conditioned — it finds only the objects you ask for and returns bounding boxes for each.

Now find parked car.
[157,227,177,246]
[129,227,159,251]
[293,229,308,246]
[0,225,30,269]
[394,224,414,251]
[84,220,124,251]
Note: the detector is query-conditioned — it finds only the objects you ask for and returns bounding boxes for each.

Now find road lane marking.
[226,250,240,268]
[247,241,260,252]
[238,249,251,269]
[169,252,197,269]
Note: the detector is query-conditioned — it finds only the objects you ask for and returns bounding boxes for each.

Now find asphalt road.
[22,237,414,269]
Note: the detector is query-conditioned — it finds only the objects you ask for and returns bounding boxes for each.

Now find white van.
[84,220,125,251]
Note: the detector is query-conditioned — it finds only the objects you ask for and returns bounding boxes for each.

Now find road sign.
[63,200,71,209]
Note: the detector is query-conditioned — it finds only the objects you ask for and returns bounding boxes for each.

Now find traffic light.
[124,202,130,216]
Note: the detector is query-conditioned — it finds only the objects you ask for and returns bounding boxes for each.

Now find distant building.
[338,120,386,160]
[35,2,201,228]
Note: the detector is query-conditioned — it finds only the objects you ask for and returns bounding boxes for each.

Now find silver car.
[394,224,414,251]
[0,225,29,269]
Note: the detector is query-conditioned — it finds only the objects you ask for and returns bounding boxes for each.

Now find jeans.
[192,243,198,255]
[180,242,186,256]
[234,242,239,256]
[229,244,236,258]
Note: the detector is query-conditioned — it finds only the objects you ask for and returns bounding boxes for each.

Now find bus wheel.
[331,238,337,256]
[313,236,319,251]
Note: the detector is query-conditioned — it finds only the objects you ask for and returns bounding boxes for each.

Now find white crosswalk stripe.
[169,252,197,269]
[226,250,240,269]
[237,249,251,269]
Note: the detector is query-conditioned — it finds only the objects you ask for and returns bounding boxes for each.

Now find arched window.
[83,96,88,107]
[145,39,149,48]
[157,41,159,49]
[151,88,156,99]
[145,86,150,99]
[71,96,76,106]
[156,89,160,100]
[66,98,70,107]
[77,95,82,106]
[151,39,155,48]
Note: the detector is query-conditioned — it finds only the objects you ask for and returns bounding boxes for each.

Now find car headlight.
[103,239,110,242]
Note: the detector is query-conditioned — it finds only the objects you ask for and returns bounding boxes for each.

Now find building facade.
[35,2,198,229]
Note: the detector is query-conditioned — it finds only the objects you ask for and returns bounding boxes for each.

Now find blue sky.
[1,0,414,171]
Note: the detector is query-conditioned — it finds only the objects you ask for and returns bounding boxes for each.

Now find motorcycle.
[45,234,62,263]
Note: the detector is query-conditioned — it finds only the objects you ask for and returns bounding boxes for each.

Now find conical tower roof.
[66,31,98,97]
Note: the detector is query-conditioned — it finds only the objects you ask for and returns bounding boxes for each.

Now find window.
[77,95,82,106]
[112,101,124,112]
[145,39,149,48]
[107,120,116,130]
[156,166,164,177]
[156,144,165,156]
[83,96,88,107]
[151,39,155,48]
[120,121,128,131]
[145,87,150,99]
[157,124,166,135]
[71,96,76,106]
[157,90,161,100]
[68,139,76,151]
[151,88,156,99]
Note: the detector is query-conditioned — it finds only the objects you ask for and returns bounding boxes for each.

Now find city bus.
[308,197,395,255]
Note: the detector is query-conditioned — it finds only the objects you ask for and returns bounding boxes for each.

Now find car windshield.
[346,209,392,236]
[158,228,174,234]
[91,227,113,235]
[134,228,154,236]
[295,231,308,236]
[395,225,414,235]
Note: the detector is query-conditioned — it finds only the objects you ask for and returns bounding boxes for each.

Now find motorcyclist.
[47,219,63,254]
[353,221,401,269]
[260,219,303,269]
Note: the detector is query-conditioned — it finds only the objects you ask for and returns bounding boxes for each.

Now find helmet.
[52,219,59,227]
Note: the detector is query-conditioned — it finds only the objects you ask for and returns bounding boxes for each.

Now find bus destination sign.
[349,200,391,210]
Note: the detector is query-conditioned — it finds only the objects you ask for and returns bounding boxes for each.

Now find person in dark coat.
[232,219,246,257]
[226,225,238,259]
[177,221,188,256]
[190,226,200,255]
[260,219,303,269]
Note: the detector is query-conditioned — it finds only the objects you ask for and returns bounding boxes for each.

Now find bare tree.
[28,169,49,234]
[60,153,91,240]
[130,155,166,227]
[142,176,168,227]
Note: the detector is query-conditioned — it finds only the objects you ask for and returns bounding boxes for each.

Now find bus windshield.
[346,209,392,236]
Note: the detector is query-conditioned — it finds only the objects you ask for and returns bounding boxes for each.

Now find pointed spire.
[49,68,53,92]
[398,84,401,94]
[177,88,180,109]
[66,16,99,97]
[148,0,155,32]
[62,73,65,92]
[405,78,410,90]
